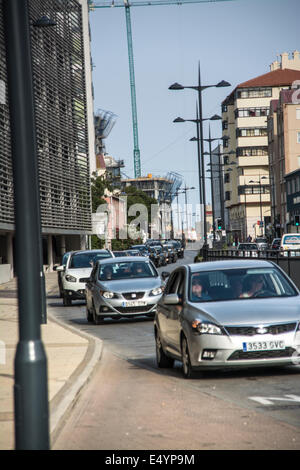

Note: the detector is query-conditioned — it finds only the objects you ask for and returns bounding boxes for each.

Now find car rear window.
[282,235,300,244]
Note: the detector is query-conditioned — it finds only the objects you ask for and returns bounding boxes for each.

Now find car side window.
[165,271,183,295]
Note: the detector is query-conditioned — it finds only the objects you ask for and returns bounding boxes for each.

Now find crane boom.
[89,0,235,178]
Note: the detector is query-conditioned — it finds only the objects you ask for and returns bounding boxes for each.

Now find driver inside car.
[239,275,265,298]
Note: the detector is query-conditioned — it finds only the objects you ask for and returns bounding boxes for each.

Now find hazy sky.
[89,0,300,208]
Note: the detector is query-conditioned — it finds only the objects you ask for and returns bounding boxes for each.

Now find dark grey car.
[154,260,300,378]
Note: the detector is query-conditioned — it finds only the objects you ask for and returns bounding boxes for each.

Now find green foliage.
[91,172,114,213]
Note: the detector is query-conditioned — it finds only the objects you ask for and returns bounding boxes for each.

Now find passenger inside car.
[191,276,211,301]
[102,265,114,281]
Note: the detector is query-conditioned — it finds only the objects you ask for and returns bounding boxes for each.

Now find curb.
[45,301,103,446]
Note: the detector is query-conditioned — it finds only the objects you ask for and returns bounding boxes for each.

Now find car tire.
[181,336,194,379]
[86,304,93,323]
[63,294,72,307]
[92,302,105,325]
[155,330,174,368]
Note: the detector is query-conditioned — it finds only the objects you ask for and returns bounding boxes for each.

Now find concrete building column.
[6,232,14,279]
[47,234,53,272]
[60,235,66,256]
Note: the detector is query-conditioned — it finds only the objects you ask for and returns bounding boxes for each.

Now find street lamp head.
[173,117,185,123]
[215,80,231,88]
[189,137,198,141]
[210,114,222,121]
[169,82,184,90]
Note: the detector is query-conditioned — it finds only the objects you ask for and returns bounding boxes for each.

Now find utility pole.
[4,0,49,449]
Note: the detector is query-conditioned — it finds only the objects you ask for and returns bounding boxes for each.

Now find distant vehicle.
[153,246,168,267]
[56,251,72,298]
[146,239,163,248]
[56,249,114,306]
[124,249,142,257]
[162,243,178,263]
[271,238,281,251]
[147,246,161,267]
[169,240,184,258]
[237,243,258,257]
[113,251,130,257]
[255,237,269,251]
[280,233,300,256]
[154,260,300,378]
[85,257,163,324]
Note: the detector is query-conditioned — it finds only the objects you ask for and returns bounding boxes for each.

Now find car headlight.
[191,320,223,335]
[65,274,77,282]
[150,287,163,296]
[101,291,115,299]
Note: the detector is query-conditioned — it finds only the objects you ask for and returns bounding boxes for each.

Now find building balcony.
[238,155,269,167]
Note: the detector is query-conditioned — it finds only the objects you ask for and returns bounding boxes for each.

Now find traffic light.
[216,218,223,230]
[295,215,300,226]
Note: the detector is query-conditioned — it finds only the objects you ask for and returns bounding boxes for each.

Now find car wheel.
[63,294,72,307]
[155,330,174,368]
[92,302,104,325]
[181,336,194,379]
[86,304,93,323]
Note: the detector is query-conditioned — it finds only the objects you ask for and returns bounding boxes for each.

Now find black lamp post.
[169,63,230,248]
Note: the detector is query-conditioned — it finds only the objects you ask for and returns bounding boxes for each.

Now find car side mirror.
[56,265,65,272]
[161,271,170,280]
[163,293,180,305]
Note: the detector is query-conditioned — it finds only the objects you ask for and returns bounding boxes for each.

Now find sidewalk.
[0,272,103,449]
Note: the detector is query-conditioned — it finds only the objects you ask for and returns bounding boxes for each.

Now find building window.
[296,109,300,119]
[222,104,228,113]
[297,132,300,144]
[237,146,268,157]
[222,120,228,130]
[225,191,231,201]
[236,88,272,99]
[237,127,268,137]
[235,107,270,118]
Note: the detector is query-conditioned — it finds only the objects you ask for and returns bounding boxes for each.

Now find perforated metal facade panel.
[0,0,92,232]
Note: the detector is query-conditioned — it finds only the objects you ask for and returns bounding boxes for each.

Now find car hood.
[98,276,162,293]
[190,296,300,326]
[67,267,92,278]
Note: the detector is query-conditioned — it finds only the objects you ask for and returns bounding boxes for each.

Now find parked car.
[255,237,269,251]
[237,243,258,257]
[56,251,72,298]
[154,259,300,378]
[57,249,114,306]
[85,257,164,324]
[280,233,300,256]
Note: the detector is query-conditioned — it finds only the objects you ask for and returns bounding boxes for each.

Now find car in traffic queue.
[85,256,164,324]
[162,242,178,263]
[271,238,281,251]
[153,245,168,267]
[154,259,300,378]
[237,242,259,257]
[56,251,72,298]
[147,246,162,267]
[113,251,130,257]
[280,233,300,256]
[170,239,184,258]
[130,244,150,257]
[57,249,114,306]
[255,237,269,251]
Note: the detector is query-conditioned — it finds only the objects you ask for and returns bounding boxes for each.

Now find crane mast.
[89,0,235,178]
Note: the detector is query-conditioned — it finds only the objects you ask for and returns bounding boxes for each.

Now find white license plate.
[242,340,285,352]
[122,300,147,307]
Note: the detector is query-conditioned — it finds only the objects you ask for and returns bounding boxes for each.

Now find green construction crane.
[89,0,235,178]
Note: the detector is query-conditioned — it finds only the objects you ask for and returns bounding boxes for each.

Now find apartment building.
[268,89,300,235]
[222,52,300,242]
[0,0,95,283]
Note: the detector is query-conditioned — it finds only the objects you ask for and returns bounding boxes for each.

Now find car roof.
[189,259,274,272]
[96,256,150,264]
[71,249,111,255]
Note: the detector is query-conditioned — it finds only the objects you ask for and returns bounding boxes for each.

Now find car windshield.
[99,261,157,281]
[189,267,298,302]
[69,251,112,268]
[283,235,300,244]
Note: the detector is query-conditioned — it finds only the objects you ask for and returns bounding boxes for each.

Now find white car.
[57,249,114,306]
[280,233,300,257]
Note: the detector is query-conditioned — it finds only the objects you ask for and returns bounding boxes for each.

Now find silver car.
[85,257,164,324]
[154,260,300,378]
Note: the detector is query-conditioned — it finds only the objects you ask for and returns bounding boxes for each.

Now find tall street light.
[169,63,231,248]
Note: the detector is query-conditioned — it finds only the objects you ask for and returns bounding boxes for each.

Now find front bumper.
[63,279,87,299]
[187,329,300,370]
[97,293,162,318]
